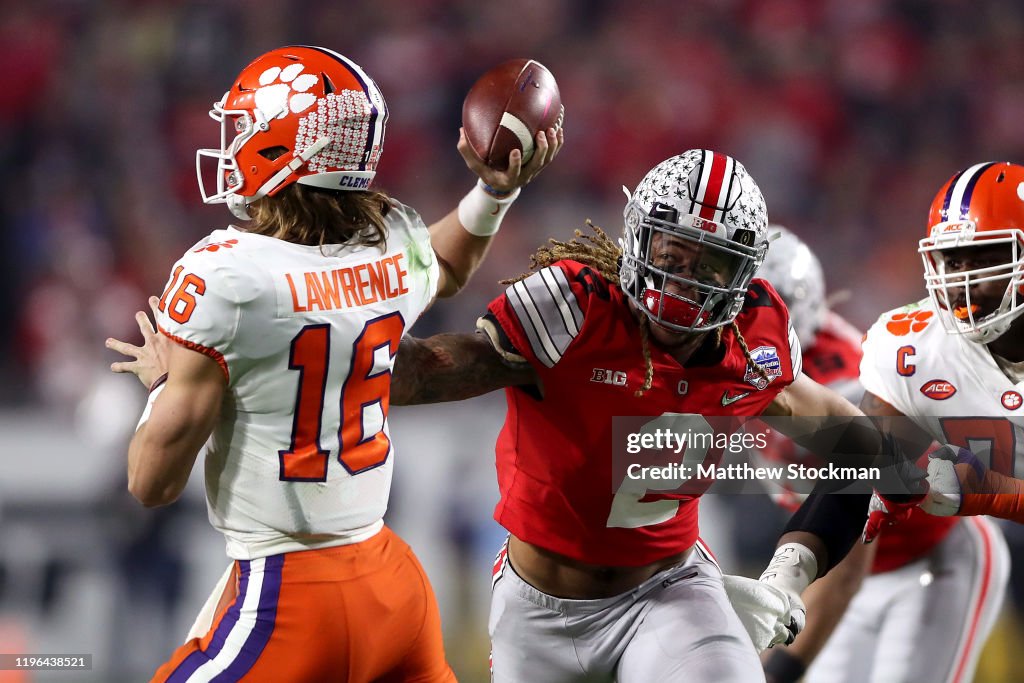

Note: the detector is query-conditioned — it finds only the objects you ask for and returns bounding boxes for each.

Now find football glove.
[723,574,806,652]
[861,490,919,543]
[919,444,986,516]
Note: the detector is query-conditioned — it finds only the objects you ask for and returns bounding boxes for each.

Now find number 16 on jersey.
[279,312,406,481]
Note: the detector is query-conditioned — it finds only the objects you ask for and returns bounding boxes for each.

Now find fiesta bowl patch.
[744,345,783,390]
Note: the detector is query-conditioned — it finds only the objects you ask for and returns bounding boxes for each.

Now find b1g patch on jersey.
[744,345,783,390]
[591,368,628,386]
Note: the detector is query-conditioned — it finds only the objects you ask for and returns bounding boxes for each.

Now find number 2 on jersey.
[279,313,405,481]
[606,413,716,528]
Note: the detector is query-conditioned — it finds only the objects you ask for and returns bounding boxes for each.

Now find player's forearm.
[769,376,884,473]
[128,425,201,507]
[127,384,217,507]
[780,492,872,575]
[959,470,1024,521]
[776,540,875,664]
[392,333,535,405]
[429,209,496,297]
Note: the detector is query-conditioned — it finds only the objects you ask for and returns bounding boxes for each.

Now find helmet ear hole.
[259,146,289,161]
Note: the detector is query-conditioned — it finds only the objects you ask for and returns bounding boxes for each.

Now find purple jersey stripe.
[956,161,997,220]
[211,554,284,682]
[166,561,250,683]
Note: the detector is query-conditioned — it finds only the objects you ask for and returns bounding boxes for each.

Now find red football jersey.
[484,260,800,566]
[802,312,865,394]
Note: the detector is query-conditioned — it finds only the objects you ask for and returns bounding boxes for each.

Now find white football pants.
[488,540,764,683]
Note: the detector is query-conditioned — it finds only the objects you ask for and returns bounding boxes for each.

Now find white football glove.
[919,444,984,516]
[723,574,806,652]
[920,457,961,516]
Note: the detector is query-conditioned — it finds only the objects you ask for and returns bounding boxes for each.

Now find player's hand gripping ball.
[462,59,563,171]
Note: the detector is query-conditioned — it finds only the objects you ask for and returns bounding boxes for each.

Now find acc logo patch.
[744,345,783,390]
[920,379,957,400]
[1001,390,1022,410]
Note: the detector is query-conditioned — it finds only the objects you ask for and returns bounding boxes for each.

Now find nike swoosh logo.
[662,570,699,588]
[721,390,750,406]
[490,203,500,216]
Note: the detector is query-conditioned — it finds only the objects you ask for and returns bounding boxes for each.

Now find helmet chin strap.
[227,194,251,220]
[227,136,333,221]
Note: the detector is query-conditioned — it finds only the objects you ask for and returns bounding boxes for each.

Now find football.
[462,59,563,171]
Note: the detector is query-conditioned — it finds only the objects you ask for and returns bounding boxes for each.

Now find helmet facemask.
[196,96,264,218]
[621,202,766,333]
[920,226,1024,342]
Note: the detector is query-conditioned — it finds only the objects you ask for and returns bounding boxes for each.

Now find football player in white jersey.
[758,226,1010,683]
[104,45,562,683]
[854,162,1020,683]
[908,163,1024,523]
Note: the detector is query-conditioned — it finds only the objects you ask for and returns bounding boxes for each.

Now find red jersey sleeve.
[486,261,598,369]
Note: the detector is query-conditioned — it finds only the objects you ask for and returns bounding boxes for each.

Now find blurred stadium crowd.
[3,0,1024,681]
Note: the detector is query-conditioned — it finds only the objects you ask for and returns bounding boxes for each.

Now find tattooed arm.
[392,332,538,405]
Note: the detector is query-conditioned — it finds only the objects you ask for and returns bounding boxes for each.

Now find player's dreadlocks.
[503,221,769,397]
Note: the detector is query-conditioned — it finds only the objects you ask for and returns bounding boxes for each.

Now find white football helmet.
[620,149,769,333]
[758,225,826,348]
[196,45,388,220]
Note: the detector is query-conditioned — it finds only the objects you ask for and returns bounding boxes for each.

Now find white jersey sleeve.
[155,238,261,382]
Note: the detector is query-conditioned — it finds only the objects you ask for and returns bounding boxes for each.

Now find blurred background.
[3,0,1024,680]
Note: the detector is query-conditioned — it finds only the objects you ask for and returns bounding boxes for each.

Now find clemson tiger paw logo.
[886,309,933,336]
[255,64,320,120]
[194,239,238,253]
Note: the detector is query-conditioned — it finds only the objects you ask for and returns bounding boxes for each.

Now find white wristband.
[457,179,521,237]
[759,542,818,596]
[136,383,167,431]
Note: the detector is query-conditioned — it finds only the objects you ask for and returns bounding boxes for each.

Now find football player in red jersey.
[393,150,914,683]
[758,227,1009,683]
[105,46,562,683]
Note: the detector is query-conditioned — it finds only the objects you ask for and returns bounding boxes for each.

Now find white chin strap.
[227,136,341,220]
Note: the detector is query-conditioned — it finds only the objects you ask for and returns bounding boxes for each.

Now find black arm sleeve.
[783,491,872,576]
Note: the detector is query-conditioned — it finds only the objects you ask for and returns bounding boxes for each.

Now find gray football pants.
[488,541,764,683]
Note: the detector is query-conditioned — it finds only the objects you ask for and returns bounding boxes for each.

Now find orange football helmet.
[197,45,388,219]
[919,162,1024,342]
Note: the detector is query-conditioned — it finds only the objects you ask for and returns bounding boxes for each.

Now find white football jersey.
[156,201,439,559]
[861,298,1024,476]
